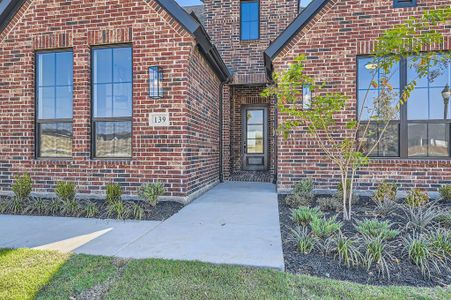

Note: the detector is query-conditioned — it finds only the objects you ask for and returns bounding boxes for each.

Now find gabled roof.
[0,0,230,81]
[264,0,330,76]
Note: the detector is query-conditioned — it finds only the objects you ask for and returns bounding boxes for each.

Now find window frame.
[393,0,417,8]
[356,54,451,160]
[240,0,260,41]
[35,48,74,159]
[90,44,133,160]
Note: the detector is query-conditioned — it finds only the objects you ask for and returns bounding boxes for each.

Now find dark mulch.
[278,195,451,287]
[0,196,184,221]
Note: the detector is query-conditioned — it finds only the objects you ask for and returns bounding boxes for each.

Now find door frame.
[241,105,269,171]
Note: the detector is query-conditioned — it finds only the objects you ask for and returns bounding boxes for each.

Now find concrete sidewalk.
[0,182,284,270]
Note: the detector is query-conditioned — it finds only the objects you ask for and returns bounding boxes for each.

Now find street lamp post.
[442,84,450,120]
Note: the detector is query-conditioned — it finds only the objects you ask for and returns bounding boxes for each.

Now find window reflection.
[36,51,73,158]
[241,1,259,40]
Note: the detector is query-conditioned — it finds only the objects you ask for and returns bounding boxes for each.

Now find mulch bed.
[0,196,184,222]
[278,195,451,287]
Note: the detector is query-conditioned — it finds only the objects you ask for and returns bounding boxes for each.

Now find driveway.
[0,182,284,270]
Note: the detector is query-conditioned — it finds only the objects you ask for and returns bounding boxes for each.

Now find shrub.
[362,236,394,279]
[25,198,47,215]
[286,179,315,208]
[373,182,398,203]
[402,204,441,232]
[7,197,23,214]
[316,236,335,256]
[405,189,429,207]
[310,215,342,239]
[131,203,144,220]
[106,183,122,205]
[334,233,361,268]
[291,207,323,227]
[439,185,451,202]
[84,201,99,218]
[317,197,341,212]
[403,233,448,278]
[138,182,165,207]
[60,198,80,216]
[48,199,61,215]
[106,200,127,220]
[355,219,399,240]
[12,173,32,201]
[290,226,316,254]
[0,199,7,214]
[55,182,76,203]
[435,212,451,229]
[429,228,450,257]
[373,199,399,217]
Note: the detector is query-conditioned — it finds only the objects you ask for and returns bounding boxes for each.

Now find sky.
[176,0,202,6]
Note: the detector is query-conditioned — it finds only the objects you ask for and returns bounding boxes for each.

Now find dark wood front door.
[242,106,268,171]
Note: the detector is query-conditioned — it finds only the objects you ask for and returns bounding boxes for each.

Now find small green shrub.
[0,199,8,214]
[48,199,61,215]
[138,182,165,207]
[84,201,99,218]
[362,236,394,279]
[25,198,47,215]
[131,203,144,220]
[317,197,341,212]
[355,219,399,240]
[55,182,76,203]
[285,179,315,208]
[60,198,80,216]
[310,215,342,239]
[402,204,441,232]
[290,226,316,254]
[403,233,447,278]
[291,207,323,227]
[106,183,122,205]
[12,173,32,201]
[429,229,450,257]
[439,185,451,202]
[7,197,23,214]
[405,189,429,207]
[435,212,451,229]
[373,199,399,217]
[373,182,398,203]
[106,200,127,220]
[334,233,361,268]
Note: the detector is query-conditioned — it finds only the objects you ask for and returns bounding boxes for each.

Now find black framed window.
[357,54,451,159]
[240,0,259,41]
[357,57,400,157]
[393,0,417,8]
[92,46,132,158]
[36,50,73,158]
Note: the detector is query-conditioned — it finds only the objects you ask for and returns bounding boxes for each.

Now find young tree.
[263,9,451,220]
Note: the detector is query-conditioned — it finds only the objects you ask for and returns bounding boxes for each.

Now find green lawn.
[0,249,449,300]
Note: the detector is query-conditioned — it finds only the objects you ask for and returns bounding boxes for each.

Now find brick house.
[0,0,450,202]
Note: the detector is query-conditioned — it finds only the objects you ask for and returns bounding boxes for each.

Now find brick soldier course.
[0,0,450,202]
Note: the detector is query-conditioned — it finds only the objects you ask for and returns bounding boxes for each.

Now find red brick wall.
[0,0,222,200]
[273,0,451,193]
[204,0,298,85]
[185,47,222,195]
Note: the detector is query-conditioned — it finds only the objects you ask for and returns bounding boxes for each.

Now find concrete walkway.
[0,182,284,270]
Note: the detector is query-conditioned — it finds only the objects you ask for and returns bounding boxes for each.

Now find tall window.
[407,54,450,157]
[299,0,312,12]
[92,46,132,158]
[240,0,259,41]
[36,50,73,158]
[357,55,451,158]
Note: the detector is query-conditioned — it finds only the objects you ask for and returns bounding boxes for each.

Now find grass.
[0,248,449,300]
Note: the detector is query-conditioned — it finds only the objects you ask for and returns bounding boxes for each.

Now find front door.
[242,106,268,171]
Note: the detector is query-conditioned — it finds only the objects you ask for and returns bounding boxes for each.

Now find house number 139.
[149,112,170,127]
